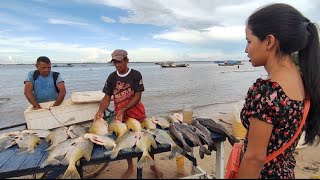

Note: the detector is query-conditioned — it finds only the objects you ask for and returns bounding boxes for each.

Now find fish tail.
[110,148,120,159]
[137,151,155,169]
[182,142,192,152]
[63,164,80,179]
[45,145,55,151]
[209,142,217,152]
[199,148,205,159]
[40,158,60,168]
[199,146,211,159]
[169,145,179,159]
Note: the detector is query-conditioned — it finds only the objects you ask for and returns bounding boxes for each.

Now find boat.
[53,63,74,67]
[217,60,243,66]
[159,62,189,68]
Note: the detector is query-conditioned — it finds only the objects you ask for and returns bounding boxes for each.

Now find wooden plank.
[0,148,28,173]
[0,146,17,169]
[19,139,49,170]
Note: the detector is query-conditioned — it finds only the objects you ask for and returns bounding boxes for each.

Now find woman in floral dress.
[238,3,320,179]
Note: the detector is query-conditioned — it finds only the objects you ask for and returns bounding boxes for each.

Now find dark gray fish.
[196,118,239,146]
[191,120,217,151]
[173,123,211,159]
[169,123,192,153]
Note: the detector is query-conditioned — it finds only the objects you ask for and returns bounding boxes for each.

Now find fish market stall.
[0,131,226,179]
[0,115,232,179]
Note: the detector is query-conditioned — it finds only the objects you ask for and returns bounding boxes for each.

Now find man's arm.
[24,82,41,109]
[95,94,112,120]
[52,82,66,107]
[116,92,142,121]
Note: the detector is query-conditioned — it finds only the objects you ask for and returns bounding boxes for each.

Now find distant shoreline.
[0,60,249,65]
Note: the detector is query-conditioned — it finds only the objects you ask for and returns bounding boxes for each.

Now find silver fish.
[173,123,211,159]
[191,120,217,151]
[0,131,20,151]
[109,131,141,159]
[169,123,192,152]
[15,133,42,154]
[196,118,239,146]
[62,138,94,179]
[135,130,157,168]
[21,129,51,138]
[148,129,180,159]
[40,138,80,168]
[45,126,69,151]
[67,125,87,138]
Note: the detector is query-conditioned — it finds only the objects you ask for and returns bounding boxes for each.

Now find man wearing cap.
[95,49,163,178]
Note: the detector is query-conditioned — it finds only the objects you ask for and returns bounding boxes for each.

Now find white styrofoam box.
[24,98,99,130]
[71,91,105,103]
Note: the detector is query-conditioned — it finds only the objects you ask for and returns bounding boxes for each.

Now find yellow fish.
[108,121,128,138]
[125,118,142,132]
[141,117,156,130]
[88,118,108,135]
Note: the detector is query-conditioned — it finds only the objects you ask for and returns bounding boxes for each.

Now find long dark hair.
[247,3,320,145]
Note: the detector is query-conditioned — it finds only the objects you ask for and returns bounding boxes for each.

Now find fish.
[67,125,87,139]
[169,123,192,153]
[84,133,116,150]
[148,128,180,159]
[196,118,239,146]
[108,121,128,138]
[88,118,109,135]
[125,118,142,132]
[62,137,94,179]
[167,114,180,123]
[109,131,141,159]
[173,123,211,159]
[141,117,156,130]
[0,136,17,151]
[0,131,20,151]
[135,130,157,168]
[151,116,170,129]
[0,131,21,139]
[21,129,51,138]
[40,138,80,168]
[172,113,183,122]
[45,126,69,151]
[191,120,217,151]
[15,133,42,154]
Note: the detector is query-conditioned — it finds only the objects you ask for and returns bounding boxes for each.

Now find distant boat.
[159,62,189,68]
[53,63,74,67]
[217,60,243,66]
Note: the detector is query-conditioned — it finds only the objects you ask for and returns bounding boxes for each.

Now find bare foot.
[150,165,164,179]
[121,167,134,179]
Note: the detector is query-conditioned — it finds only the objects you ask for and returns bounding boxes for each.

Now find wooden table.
[0,132,226,179]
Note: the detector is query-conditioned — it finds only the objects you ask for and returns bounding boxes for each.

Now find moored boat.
[159,62,189,68]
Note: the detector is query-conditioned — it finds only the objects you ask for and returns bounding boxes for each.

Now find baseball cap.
[111,49,128,62]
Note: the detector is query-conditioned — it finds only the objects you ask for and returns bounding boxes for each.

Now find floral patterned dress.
[240,78,306,179]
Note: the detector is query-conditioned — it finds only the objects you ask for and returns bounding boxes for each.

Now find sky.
[0,0,319,63]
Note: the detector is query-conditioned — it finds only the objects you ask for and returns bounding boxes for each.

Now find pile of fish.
[168,117,239,159]
[0,112,238,178]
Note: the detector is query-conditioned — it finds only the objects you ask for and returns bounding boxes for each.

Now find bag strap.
[265,99,310,163]
[33,70,60,93]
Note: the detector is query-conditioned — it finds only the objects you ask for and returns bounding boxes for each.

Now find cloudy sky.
[0,0,319,63]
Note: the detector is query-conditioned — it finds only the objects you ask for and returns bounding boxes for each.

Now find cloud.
[48,18,89,26]
[101,16,116,23]
[153,26,245,45]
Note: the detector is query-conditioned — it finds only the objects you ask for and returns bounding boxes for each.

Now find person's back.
[24,56,66,109]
